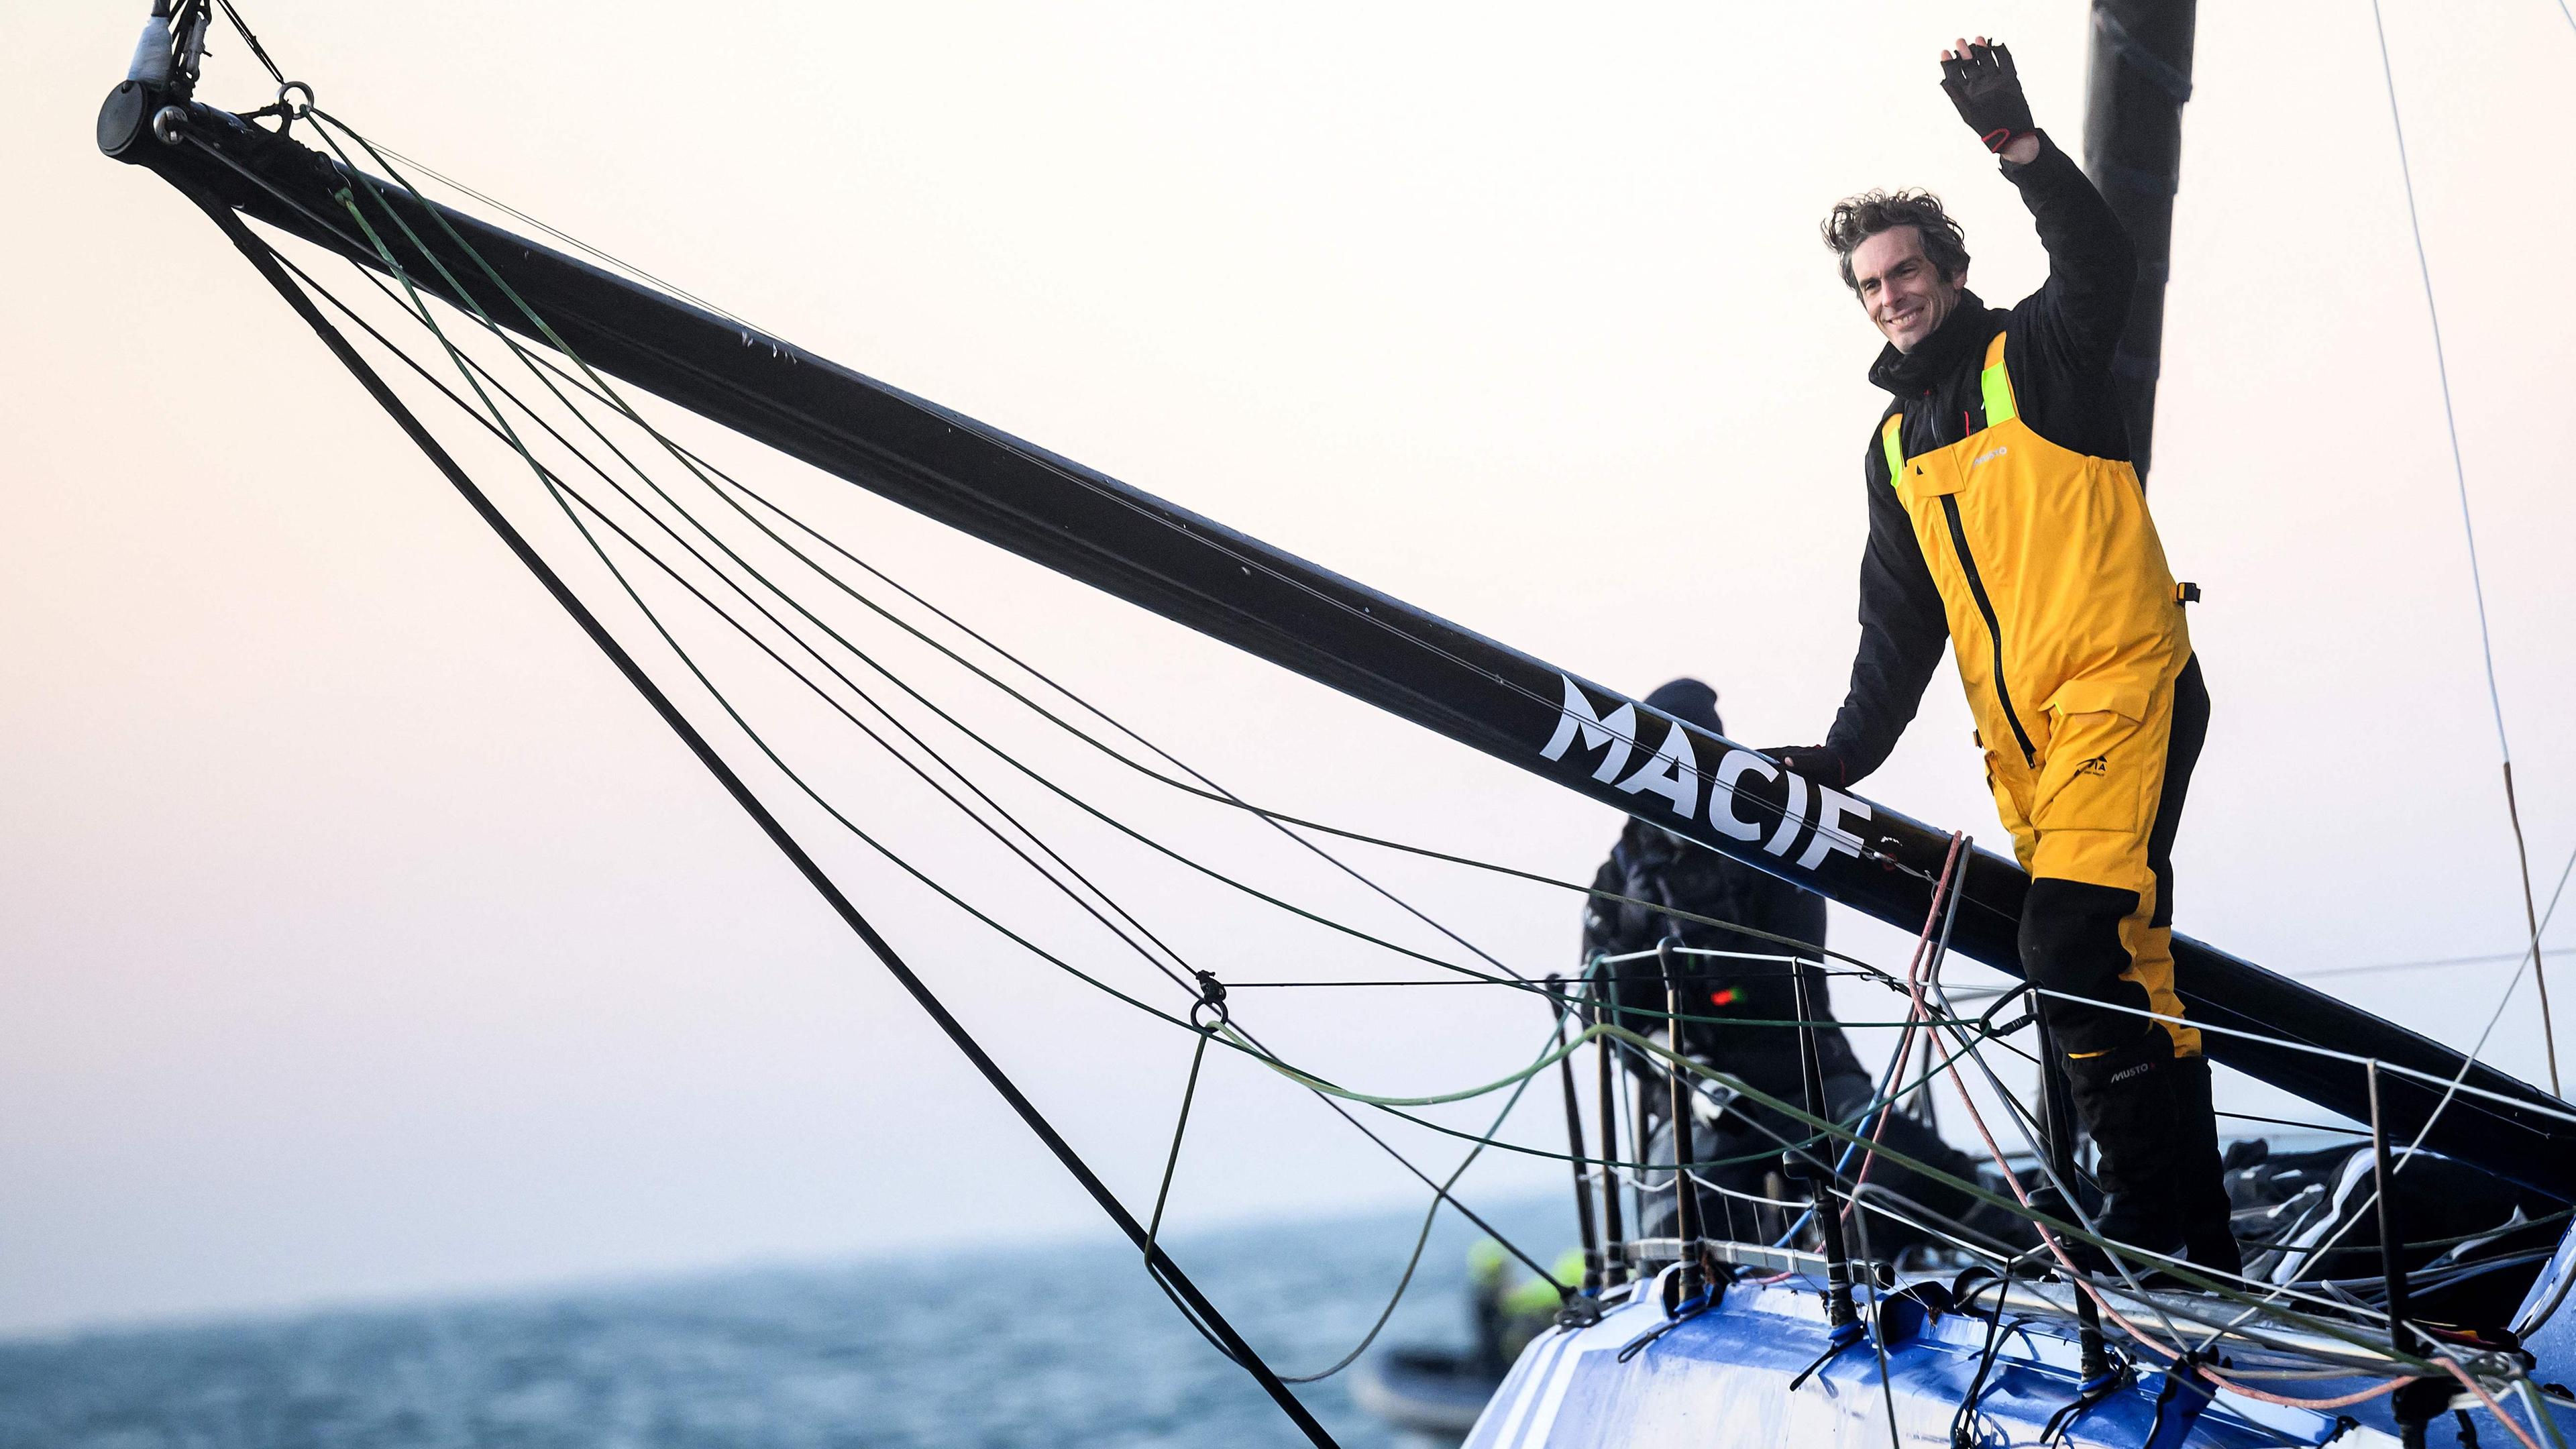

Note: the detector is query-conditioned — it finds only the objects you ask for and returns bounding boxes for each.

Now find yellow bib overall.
[1880,333,2200,1057]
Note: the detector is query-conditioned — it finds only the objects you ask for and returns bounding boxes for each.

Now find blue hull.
[1464,1272,2576,1448]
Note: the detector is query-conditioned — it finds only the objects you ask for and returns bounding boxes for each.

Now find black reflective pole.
[1548,974,1603,1294]
[2372,1063,2451,1446]
[1658,941,1707,1302]
[2081,0,2198,483]
[1788,961,1859,1330]
[182,189,1340,1449]
[1591,960,1629,1287]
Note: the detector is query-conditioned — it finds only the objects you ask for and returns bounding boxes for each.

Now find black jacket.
[1582,819,1862,1099]
[1823,133,2139,784]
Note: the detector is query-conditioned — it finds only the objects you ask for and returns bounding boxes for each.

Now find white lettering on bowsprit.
[1541,675,1874,873]
[1709,749,1776,841]
[1539,676,1637,784]
[1614,716,1701,818]
[1798,786,1870,870]
[1762,769,1810,857]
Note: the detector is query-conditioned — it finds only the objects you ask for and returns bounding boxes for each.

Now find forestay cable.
[2366,0,2559,1093]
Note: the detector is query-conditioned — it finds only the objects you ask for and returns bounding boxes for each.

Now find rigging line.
[2206,835,2576,1335]
[191,199,1338,1448]
[2367,0,2559,1094]
[706,471,1531,981]
[274,266,1552,1030]
[1841,1208,1906,1449]
[287,254,1567,1291]
[336,273,1227,1009]
[210,0,287,87]
[2017,990,2576,1130]
[284,213,1526,1014]
[2296,944,2576,981]
[301,120,1890,887]
[275,254,1217,1012]
[368,307,1534,987]
[2216,1110,2369,1137]
[370,144,769,339]
[329,176,1244,1037]
[1909,979,2191,1344]
[300,129,1556,1002]
[2253,835,2576,1330]
[316,178,1249,1088]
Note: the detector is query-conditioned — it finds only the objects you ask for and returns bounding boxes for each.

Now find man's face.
[1849,225,1962,354]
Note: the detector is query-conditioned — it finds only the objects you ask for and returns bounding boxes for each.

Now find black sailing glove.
[1940,41,2035,154]
[1760,745,1849,790]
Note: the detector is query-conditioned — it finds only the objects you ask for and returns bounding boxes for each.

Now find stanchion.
[1590,959,1629,1287]
[1548,974,1603,1294]
[1787,957,1858,1330]
[1658,941,1707,1303]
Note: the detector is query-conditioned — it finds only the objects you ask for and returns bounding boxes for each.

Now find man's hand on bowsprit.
[1940,36,2036,156]
[1760,745,1849,790]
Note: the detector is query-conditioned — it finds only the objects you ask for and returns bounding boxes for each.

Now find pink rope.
[1817,837,2445,1417]
[1844,833,1968,1208]
[2200,1368,2410,1412]
[2437,1357,2548,1449]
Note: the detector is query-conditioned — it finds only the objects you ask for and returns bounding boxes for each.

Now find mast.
[2081,0,2197,482]
[102,89,2576,1200]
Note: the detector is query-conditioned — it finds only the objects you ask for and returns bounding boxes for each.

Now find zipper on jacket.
[1939,494,2037,765]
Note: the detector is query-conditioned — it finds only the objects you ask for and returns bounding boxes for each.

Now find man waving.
[1774,39,2235,1275]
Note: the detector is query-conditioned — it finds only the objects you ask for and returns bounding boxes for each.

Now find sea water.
[0,1197,1568,1448]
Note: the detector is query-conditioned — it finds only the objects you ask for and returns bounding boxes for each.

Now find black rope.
[211,0,288,85]
[1949,1275,2015,1449]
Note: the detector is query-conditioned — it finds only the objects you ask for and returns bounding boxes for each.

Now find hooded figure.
[1585,678,2010,1256]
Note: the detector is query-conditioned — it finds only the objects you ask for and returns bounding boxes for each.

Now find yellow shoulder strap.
[1980,331,2017,427]
[1879,414,1904,480]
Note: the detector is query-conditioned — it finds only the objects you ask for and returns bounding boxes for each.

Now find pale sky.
[5,1,2573,1336]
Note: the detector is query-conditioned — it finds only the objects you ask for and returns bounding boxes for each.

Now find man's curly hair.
[1821,189,1971,296]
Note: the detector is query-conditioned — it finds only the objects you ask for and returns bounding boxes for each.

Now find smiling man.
[1770,39,2235,1276]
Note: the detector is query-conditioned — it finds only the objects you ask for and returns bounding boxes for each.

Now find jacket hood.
[1867,288,1994,396]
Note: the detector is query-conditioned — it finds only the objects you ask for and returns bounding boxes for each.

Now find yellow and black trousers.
[1882,331,2233,1263]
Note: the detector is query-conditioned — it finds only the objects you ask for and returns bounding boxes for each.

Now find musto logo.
[1538,676,1871,873]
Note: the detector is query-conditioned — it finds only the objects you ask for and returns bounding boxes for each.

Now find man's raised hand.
[1939,36,2036,156]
